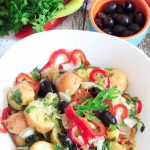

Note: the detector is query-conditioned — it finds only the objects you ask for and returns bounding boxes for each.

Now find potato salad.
[0,49,145,150]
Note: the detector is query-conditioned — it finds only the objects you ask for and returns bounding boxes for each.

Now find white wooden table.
[0,10,150,57]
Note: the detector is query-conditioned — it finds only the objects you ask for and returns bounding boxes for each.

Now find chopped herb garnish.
[133,116,145,133]
[31,67,41,80]
[12,89,22,104]
[108,124,117,132]
[75,87,121,120]
[123,93,138,104]
[25,106,36,113]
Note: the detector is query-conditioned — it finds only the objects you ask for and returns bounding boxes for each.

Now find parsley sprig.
[75,87,121,121]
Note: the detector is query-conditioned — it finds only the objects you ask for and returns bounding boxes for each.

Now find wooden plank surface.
[0,9,150,57]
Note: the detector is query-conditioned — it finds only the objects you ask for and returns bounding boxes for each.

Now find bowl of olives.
[89,0,150,45]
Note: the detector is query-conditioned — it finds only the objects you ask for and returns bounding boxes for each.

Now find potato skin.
[24,108,55,134]
[107,68,128,93]
[11,134,25,147]
[111,142,126,150]
[30,141,54,150]
[4,111,28,134]
[55,72,81,95]
[7,82,35,110]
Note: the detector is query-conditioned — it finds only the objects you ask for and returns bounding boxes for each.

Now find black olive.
[95,18,103,29]
[122,30,134,36]
[117,6,125,13]
[112,25,127,36]
[88,87,100,98]
[99,111,117,126]
[123,1,134,12]
[116,14,132,25]
[103,28,112,35]
[58,134,74,149]
[25,133,45,144]
[58,101,69,114]
[38,79,56,97]
[103,17,115,28]
[128,23,141,33]
[96,12,107,20]
[135,12,145,25]
[72,145,80,150]
[102,2,119,14]
[127,13,134,23]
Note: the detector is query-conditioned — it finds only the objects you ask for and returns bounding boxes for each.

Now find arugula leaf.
[123,93,138,104]
[102,141,112,150]
[12,89,22,104]
[75,87,121,120]
[108,124,117,132]
[54,144,67,150]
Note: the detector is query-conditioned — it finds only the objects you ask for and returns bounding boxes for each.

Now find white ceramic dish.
[0,30,150,150]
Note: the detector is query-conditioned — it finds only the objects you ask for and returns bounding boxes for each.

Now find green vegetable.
[0,0,64,35]
[31,67,41,80]
[123,93,138,104]
[133,116,145,133]
[54,144,68,150]
[25,106,36,113]
[108,124,117,132]
[102,141,112,150]
[12,89,22,104]
[75,87,121,120]
[54,0,84,18]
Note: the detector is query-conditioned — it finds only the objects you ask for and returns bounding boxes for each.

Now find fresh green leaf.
[108,124,117,132]
[54,144,67,150]
[31,67,41,80]
[25,106,36,113]
[102,141,112,150]
[12,89,22,104]
[129,108,137,117]
[133,116,145,133]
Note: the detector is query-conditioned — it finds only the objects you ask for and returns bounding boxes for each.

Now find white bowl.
[0,30,150,150]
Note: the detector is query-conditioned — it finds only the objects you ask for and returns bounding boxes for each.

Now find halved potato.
[7,82,35,110]
[30,141,54,150]
[111,142,126,150]
[107,68,128,93]
[24,107,55,134]
[11,134,25,147]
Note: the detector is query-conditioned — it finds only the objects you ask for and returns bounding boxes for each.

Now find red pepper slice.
[72,89,92,104]
[103,100,114,114]
[135,100,142,114]
[69,124,85,147]
[40,49,71,71]
[114,104,128,121]
[90,69,110,88]
[0,117,8,133]
[16,73,40,93]
[70,49,89,66]
[2,107,13,121]
[65,105,106,141]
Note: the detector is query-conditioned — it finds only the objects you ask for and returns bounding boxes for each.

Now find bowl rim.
[89,0,150,39]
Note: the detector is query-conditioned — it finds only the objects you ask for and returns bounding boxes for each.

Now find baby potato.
[24,107,55,134]
[111,142,126,150]
[55,72,81,95]
[41,66,59,81]
[107,68,128,93]
[7,82,35,110]
[11,134,25,147]
[4,111,29,134]
[30,141,54,150]
[107,129,119,140]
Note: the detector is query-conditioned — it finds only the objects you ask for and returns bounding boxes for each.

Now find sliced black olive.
[58,134,74,149]
[99,111,117,127]
[88,87,100,98]
[123,1,134,12]
[102,2,119,14]
[58,101,69,114]
[25,133,45,144]
[38,79,56,97]
[117,6,125,13]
